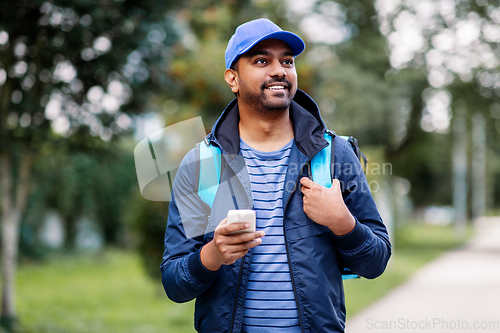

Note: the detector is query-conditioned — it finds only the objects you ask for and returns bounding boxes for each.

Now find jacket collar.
[207,89,328,159]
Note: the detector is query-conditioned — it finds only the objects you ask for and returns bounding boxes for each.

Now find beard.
[237,77,296,116]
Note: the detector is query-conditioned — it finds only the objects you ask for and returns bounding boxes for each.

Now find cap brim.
[236,30,305,61]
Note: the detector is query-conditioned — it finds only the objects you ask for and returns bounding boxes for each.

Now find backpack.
[195,130,366,280]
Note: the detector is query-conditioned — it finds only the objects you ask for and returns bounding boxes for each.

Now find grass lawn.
[11,224,472,332]
[15,250,195,333]
[344,223,473,317]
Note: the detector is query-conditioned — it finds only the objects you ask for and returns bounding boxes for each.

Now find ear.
[224,69,239,94]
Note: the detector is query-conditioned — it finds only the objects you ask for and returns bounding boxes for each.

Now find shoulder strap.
[341,135,367,172]
[311,131,370,185]
[312,130,360,280]
[197,138,221,208]
[311,132,334,188]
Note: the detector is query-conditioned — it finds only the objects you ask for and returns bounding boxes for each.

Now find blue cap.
[225,18,305,70]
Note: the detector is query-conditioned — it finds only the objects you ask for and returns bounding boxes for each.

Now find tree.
[0,0,179,328]
[20,139,137,252]
[378,0,500,210]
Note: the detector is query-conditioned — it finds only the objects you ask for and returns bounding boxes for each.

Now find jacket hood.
[207,89,328,158]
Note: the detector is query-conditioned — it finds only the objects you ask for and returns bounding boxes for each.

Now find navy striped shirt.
[240,138,301,333]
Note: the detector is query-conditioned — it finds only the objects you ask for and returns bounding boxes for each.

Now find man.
[161,18,391,333]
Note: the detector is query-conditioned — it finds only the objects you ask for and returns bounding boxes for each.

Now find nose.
[268,59,287,78]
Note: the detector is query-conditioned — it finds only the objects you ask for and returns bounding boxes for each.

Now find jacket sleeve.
[331,138,392,279]
[160,149,218,303]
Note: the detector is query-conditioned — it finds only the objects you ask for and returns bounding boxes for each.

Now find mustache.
[260,78,291,90]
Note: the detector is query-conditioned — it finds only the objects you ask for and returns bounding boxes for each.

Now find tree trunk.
[0,146,32,330]
[453,101,468,238]
[472,112,486,220]
[1,210,21,329]
[64,214,77,250]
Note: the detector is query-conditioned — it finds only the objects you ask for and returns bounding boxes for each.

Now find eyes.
[254,58,294,66]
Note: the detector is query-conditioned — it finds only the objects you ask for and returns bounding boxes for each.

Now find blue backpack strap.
[312,131,360,280]
[341,268,359,280]
[311,132,333,188]
[198,139,221,208]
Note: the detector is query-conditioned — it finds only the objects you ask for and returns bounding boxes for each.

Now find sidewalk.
[345,217,500,333]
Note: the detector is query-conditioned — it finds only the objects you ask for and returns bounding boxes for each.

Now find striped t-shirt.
[240,138,301,333]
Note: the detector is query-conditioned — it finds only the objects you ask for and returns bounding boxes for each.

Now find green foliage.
[0,0,179,145]
[124,192,169,279]
[378,0,500,210]
[20,140,137,254]
[313,58,400,145]
[0,0,182,260]
[297,0,414,151]
[389,131,454,206]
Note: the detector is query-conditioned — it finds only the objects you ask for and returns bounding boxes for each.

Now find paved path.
[346,217,500,333]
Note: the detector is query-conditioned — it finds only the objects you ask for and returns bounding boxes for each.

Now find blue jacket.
[161,90,391,333]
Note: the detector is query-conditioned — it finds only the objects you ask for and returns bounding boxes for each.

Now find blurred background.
[0,0,499,332]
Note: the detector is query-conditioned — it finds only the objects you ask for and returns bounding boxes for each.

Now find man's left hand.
[300,177,355,236]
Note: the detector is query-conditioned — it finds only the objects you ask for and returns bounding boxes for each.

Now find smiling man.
[161,18,391,333]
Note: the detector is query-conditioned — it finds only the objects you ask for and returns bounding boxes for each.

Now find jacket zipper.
[229,257,245,333]
[282,146,328,333]
[284,231,306,332]
[223,152,246,333]
[283,183,305,333]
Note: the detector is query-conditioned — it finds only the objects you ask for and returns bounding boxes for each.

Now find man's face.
[226,39,298,113]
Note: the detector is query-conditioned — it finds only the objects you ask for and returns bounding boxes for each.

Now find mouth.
[264,83,288,91]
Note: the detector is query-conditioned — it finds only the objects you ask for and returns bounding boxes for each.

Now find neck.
[238,103,294,152]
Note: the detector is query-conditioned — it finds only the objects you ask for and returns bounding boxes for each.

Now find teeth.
[267,86,285,90]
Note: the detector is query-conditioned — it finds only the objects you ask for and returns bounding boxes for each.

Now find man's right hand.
[200,218,265,272]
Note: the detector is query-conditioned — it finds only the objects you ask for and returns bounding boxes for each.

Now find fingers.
[220,229,265,245]
[301,177,325,197]
[210,218,266,268]
[215,218,243,235]
[215,219,264,245]
[300,177,314,188]
[223,244,259,265]
[226,237,263,253]
[300,177,325,192]
[214,233,264,265]
[300,177,313,196]
[218,222,253,236]
[301,177,341,197]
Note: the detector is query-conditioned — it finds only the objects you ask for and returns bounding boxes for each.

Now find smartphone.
[227,209,256,234]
